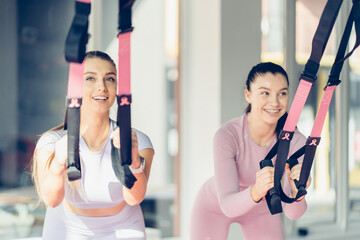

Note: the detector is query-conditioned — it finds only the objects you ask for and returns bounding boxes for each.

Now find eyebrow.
[258,87,288,91]
[84,71,116,76]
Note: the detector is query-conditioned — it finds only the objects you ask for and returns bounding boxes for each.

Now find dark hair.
[245,62,289,137]
[85,51,116,68]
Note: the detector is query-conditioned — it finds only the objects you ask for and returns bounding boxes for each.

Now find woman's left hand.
[110,128,142,170]
[285,163,311,201]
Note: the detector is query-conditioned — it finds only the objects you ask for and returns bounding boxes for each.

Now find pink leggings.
[190,180,284,240]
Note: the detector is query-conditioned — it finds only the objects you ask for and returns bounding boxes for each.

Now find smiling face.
[81,57,117,115]
[245,72,289,126]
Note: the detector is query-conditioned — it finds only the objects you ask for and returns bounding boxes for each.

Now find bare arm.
[123,148,154,205]
[111,129,154,206]
[35,135,68,207]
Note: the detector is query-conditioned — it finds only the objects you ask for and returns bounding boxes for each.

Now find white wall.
[180,0,261,238]
[221,0,261,123]
[131,0,167,189]
[104,0,167,189]
[179,0,221,237]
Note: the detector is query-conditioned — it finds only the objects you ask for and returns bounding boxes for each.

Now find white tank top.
[36,120,153,209]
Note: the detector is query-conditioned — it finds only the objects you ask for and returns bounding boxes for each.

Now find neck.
[80,109,110,152]
[247,113,276,147]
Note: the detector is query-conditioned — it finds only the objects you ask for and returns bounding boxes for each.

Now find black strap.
[118,0,135,33]
[263,0,343,214]
[264,0,360,213]
[302,0,343,81]
[290,0,360,197]
[65,1,91,63]
[64,0,91,181]
[65,100,82,181]
[111,0,137,189]
[328,0,360,85]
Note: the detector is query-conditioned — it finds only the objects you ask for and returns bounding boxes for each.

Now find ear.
[244,89,251,104]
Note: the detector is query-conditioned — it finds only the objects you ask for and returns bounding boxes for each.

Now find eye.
[105,77,115,82]
[85,76,95,81]
[279,92,287,96]
[261,91,269,96]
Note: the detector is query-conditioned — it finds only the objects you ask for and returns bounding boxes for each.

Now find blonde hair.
[31,124,64,206]
[32,123,86,206]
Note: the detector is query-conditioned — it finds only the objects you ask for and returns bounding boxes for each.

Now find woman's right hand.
[52,135,68,173]
[250,166,274,202]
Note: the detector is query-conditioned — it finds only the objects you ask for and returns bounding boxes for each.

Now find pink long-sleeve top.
[212,114,307,220]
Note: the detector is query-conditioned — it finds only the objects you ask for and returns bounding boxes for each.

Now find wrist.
[49,151,66,173]
[250,185,262,203]
[296,196,305,202]
[129,156,145,174]
[50,158,66,175]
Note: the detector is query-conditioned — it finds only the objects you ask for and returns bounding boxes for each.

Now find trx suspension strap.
[261,0,360,214]
[64,0,91,181]
[111,0,137,189]
[64,0,137,189]
[260,0,343,215]
[282,0,360,205]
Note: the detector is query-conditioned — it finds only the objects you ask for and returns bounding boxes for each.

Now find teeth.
[265,109,280,113]
[93,97,108,100]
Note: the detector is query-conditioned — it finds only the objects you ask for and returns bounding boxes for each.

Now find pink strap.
[67,62,84,98]
[77,0,91,3]
[117,32,132,95]
[310,85,336,137]
[283,79,313,131]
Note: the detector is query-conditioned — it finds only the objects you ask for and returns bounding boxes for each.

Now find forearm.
[123,172,147,206]
[39,156,66,207]
[219,186,259,218]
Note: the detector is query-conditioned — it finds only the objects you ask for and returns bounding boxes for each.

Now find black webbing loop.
[64,1,91,181]
[259,158,282,214]
[308,0,343,64]
[118,0,135,33]
[65,1,91,63]
[263,0,343,215]
[301,60,319,82]
[328,0,360,85]
[66,99,82,181]
[112,0,137,189]
[274,131,294,188]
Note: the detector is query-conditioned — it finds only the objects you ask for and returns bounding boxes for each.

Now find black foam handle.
[260,159,273,169]
[66,105,81,181]
[65,1,91,63]
[265,187,282,215]
[111,139,137,189]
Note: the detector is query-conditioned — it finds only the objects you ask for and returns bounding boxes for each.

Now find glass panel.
[261,0,284,64]
[295,0,337,65]
[349,30,360,224]
[290,0,337,235]
[0,0,73,238]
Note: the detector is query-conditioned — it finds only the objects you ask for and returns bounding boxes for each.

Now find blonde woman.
[32,51,154,240]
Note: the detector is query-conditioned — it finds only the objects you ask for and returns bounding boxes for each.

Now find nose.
[96,79,107,92]
[270,94,280,106]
